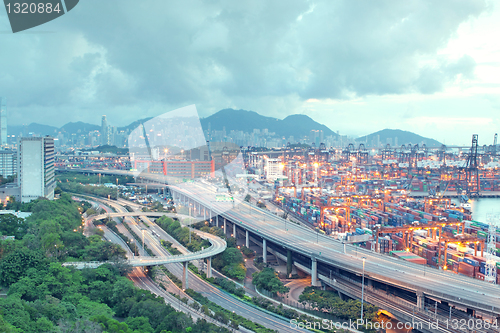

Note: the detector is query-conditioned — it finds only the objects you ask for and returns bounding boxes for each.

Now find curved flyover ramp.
[63,222,226,269]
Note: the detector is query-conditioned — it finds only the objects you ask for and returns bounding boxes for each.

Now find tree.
[229,319,240,330]
[34,317,53,333]
[125,316,154,333]
[0,296,33,332]
[213,310,229,325]
[0,214,29,240]
[191,302,200,312]
[0,313,18,333]
[76,299,114,319]
[0,247,45,286]
[252,268,289,295]
[244,194,251,202]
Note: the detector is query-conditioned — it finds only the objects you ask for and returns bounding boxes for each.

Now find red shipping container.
[405,257,427,265]
[476,273,485,281]
[458,262,475,277]
[473,256,486,263]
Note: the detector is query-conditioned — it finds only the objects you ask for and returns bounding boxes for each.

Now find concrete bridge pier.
[287,249,293,277]
[311,258,320,287]
[216,215,219,228]
[263,239,267,263]
[245,230,249,248]
[417,291,425,309]
[207,257,212,278]
[223,219,227,236]
[232,223,236,238]
[182,261,189,290]
[203,208,206,220]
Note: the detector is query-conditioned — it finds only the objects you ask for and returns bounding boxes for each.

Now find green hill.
[356,129,441,147]
[200,109,338,138]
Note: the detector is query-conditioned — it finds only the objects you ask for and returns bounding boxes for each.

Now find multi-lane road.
[84,196,301,333]
[172,182,500,316]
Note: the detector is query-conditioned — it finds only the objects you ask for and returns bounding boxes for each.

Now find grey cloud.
[0,0,490,126]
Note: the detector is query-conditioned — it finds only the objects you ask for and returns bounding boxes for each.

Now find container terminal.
[242,134,500,284]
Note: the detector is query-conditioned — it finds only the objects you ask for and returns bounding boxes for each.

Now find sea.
[453,197,500,223]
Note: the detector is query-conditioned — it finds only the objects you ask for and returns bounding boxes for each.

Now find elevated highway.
[169,182,500,320]
[63,168,500,329]
[63,211,226,280]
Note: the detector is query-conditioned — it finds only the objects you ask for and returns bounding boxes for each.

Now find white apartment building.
[264,158,283,181]
[17,137,56,202]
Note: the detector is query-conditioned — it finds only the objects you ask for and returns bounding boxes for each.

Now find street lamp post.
[361,257,366,321]
[142,229,145,255]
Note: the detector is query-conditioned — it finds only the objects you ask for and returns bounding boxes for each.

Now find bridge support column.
[417,291,425,309]
[232,223,236,238]
[287,249,293,277]
[263,239,267,263]
[245,230,249,248]
[223,219,227,236]
[182,261,189,290]
[216,215,219,228]
[311,258,319,287]
[203,208,206,220]
[207,257,212,278]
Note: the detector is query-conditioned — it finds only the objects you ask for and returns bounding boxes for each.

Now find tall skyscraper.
[101,115,109,145]
[0,97,7,146]
[17,137,56,202]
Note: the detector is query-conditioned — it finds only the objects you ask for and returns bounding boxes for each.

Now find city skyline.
[1,1,499,146]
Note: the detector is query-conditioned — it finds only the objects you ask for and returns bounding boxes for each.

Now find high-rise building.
[265,158,283,181]
[101,115,109,145]
[0,98,7,146]
[17,137,56,202]
[0,150,16,177]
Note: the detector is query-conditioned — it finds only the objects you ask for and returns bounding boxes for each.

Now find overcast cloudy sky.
[1,0,499,145]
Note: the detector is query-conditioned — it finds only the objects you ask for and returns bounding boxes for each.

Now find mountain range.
[199,109,338,139]
[8,109,441,146]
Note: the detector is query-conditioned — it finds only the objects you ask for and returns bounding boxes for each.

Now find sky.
[1,0,499,146]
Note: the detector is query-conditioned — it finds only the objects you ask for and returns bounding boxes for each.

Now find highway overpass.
[63,168,500,331]
[168,183,500,318]
[64,211,226,289]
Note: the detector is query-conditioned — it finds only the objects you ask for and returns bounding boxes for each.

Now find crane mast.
[485,213,500,284]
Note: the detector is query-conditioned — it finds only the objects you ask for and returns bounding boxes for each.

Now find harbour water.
[469,198,500,222]
[451,198,500,223]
